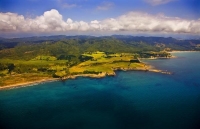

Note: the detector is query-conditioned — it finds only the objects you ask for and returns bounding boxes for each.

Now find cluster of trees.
[139,52,171,58]
[1,36,199,62]
[0,38,157,61]
[79,55,93,62]
[0,63,15,74]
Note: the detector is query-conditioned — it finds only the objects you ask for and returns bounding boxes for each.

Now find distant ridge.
[0,35,200,51]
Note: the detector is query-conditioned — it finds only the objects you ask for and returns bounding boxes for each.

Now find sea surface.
[0,52,200,129]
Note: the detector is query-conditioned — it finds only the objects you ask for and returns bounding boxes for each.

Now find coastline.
[1,51,198,90]
[169,50,199,53]
[0,78,59,90]
[140,56,175,60]
[168,51,199,58]
[0,65,171,90]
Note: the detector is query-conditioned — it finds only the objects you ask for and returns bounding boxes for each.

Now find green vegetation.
[0,73,51,86]
[0,51,147,87]
[140,51,172,58]
[70,51,145,75]
[33,56,57,61]
[1,35,187,87]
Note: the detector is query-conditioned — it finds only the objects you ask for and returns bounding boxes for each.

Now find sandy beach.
[0,78,59,90]
[169,51,199,53]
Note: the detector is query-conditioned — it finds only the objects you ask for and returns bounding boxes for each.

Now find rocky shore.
[0,65,171,90]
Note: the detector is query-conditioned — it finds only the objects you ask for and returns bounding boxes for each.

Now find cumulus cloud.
[97,2,114,10]
[100,12,200,34]
[144,0,176,6]
[0,9,200,34]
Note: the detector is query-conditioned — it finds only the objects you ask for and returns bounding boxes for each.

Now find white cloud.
[0,12,26,31]
[67,18,73,24]
[0,9,200,35]
[90,20,101,30]
[144,0,176,6]
[91,20,99,24]
[97,2,114,10]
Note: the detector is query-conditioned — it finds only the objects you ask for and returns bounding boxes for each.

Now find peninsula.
[1,35,199,89]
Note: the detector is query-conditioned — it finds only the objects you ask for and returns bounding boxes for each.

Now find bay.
[0,52,200,129]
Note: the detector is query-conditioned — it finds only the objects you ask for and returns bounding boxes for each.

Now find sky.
[0,0,200,38]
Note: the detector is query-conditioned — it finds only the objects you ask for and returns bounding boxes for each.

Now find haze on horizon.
[0,0,200,38]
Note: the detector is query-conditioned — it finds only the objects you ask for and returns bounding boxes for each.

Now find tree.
[7,63,15,74]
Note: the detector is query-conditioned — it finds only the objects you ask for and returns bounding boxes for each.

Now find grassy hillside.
[0,50,148,87]
[0,35,197,87]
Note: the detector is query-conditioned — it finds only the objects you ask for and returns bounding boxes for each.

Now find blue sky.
[0,0,200,38]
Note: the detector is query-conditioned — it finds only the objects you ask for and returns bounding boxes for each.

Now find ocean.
[0,52,200,129]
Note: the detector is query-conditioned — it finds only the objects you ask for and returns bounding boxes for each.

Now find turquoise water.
[0,52,200,129]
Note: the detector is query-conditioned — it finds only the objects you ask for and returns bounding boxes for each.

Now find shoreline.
[0,65,171,90]
[1,50,197,90]
[139,56,175,60]
[169,50,199,53]
[0,78,59,90]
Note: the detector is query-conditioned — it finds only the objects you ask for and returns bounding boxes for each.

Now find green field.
[0,56,69,86]
[70,51,145,74]
[0,52,146,87]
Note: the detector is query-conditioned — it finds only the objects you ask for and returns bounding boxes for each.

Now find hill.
[0,35,198,88]
[0,35,200,52]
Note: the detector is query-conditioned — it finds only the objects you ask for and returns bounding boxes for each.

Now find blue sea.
[0,52,200,129]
